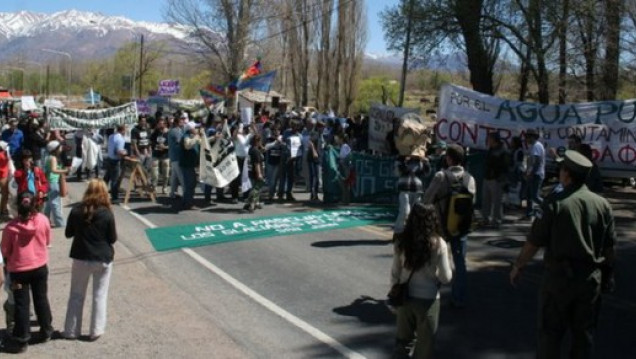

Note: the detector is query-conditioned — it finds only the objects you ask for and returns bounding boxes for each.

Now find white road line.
[124,207,367,359]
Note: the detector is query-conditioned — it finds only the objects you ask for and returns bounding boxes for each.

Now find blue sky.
[9,0,396,54]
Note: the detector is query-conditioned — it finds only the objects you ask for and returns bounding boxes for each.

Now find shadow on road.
[332,295,395,325]
[311,239,390,248]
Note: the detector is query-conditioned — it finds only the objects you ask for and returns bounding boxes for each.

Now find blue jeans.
[307,159,319,198]
[450,237,467,306]
[181,166,196,207]
[526,175,544,217]
[266,163,280,198]
[104,159,121,200]
[43,182,65,227]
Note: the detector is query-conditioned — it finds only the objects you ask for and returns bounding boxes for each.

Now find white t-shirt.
[529,141,545,178]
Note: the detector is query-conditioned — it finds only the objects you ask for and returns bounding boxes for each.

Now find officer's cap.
[556,150,592,175]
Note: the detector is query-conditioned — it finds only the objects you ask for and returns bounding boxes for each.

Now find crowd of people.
[389,129,616,358]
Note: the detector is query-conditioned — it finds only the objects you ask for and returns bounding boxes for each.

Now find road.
[13,179,635,358]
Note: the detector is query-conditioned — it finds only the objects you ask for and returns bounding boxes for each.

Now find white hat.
[46,140,61,153]
[184,121,200,132]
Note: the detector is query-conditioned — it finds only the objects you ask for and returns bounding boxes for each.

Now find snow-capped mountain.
[0,10,190,61]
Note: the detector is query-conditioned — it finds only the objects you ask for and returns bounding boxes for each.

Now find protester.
[25,118,48,169]
[168,115,185,200]
[337,134,353,204]
[0,140,10,218]
[150,118,170,194]
[13,150,49,210]
[393,146,430,242]
[1,191,54,353]
[578,144,603,193]
[81,128,103,180]
[131,115,152,174]
[391,203,452,359]
[510,150,616,358]
[307,119,324,201]
[279,121,302,202]
[230,123,254,204]
[422,144,476,308]
[1,118,24,159]
[507,136,526,208]
[264,126,284,203]
[43,140,69,228]
[244,134,265,213]
[480,132,510,229]
[104,125,127,204]
[179,121,201,210]
[523,129,545,220]
[63,179,117,341]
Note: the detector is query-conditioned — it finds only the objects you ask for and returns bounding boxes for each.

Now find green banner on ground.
[145,207,396,251]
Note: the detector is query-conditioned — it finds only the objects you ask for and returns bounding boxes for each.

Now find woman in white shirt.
[391,203,453,359]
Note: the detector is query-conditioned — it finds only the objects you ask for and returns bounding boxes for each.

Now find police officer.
[510,150,616,359]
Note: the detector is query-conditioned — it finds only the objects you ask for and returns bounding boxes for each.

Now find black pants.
[11,265,53,343]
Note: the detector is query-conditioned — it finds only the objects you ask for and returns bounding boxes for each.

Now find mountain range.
[0,10,464,70]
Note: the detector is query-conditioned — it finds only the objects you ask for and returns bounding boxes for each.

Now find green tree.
[354,77,400,113]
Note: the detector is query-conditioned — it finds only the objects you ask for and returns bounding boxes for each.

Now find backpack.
[439,171,474,240]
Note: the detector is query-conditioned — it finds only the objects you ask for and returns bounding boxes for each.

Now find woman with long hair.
[391,203,453,359]
[1,191,54,353]
[63,179,117,341]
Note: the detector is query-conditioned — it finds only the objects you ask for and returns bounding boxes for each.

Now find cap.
[434,140,447,149]
[556,150,592,174]
[184,121,200,132]
[525,128,540,138]
[46,140,61,153]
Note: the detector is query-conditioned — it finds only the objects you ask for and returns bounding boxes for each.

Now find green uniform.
[528,183,616,359]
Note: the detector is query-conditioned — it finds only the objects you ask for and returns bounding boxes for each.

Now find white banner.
[199,122,240,188]
[367,103,417,153]
[21,96,38,111]
[437,83,636,173]
[48,102,138,130]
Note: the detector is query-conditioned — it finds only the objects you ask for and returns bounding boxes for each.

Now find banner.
[145,207,395,251]
[237,70,277,92]
[135,100,152,115]
[21,96,38,111]
[48,102,138,130]
[199,122,240,187]
[437,84,636,173]
[367,103,417,153]
[158,79,180,96]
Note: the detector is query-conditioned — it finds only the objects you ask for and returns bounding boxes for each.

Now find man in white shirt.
[523,128,545,219]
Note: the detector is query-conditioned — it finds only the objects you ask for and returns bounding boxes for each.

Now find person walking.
[523,129,545,219]
[510,150,616,358]
[0,140,11,218]
[168,115,185,200]
[104,125,128,204]
[1,191,54,353]
[391,203,453,359]
[422,144,476,308]
[63,179,117,341]
[179,122,201,210]
[244,134,265,213]
[150,118,170,194]
[13,150,49,210]
[480,132,510,229]
[43,141,69,228]
[393,147,430,242]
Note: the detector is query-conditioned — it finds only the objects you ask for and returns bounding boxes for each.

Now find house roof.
[239,90,291,104]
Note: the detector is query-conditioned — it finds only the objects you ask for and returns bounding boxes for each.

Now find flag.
[237,70,277,92]
[240,59,262,80]
[205,83,227,98]
[199,89,224,106]
[226,79,238,96]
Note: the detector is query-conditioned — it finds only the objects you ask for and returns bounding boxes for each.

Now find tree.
[165,0,259,104]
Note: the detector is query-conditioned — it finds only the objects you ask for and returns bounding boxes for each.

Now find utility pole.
[138,34,144,99]
[46,65,50,99]
[398,0,415,107]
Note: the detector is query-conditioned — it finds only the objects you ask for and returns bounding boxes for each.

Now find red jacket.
[13,166,49,205]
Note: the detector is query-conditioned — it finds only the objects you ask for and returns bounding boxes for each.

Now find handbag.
[387,270,415,307]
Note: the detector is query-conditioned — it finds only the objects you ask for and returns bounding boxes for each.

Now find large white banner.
[437,84,636,174]
[48,102,138,130]
[367,103,417,153]
[199,122,240,188]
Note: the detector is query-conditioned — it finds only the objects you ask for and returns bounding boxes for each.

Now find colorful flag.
[240,59,262,80]
[205,84,227,98]
[199,89,224,106]
[237,70,277,92]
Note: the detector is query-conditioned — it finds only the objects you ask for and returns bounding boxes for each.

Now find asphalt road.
[33,179,635,359]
